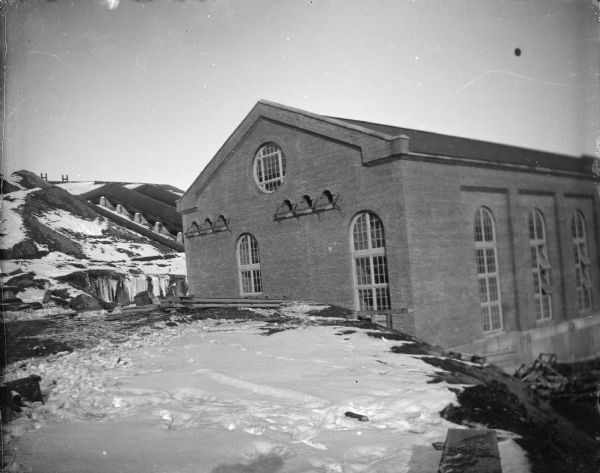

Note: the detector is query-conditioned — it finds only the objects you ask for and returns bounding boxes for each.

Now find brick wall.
[183,118,414,310]
[181,109,599,355]
[400,158,598,348]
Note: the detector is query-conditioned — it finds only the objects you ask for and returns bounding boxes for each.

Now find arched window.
[237,234,262,295]
[572,211,592,311]
[253,143,286,193]
[351,212,390,310]
[474,207,503,332]
[529,209,552,320]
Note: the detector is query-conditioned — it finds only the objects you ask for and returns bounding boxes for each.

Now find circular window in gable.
[253,143,286,193]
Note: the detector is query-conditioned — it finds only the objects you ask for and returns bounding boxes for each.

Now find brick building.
[177,101,600,368]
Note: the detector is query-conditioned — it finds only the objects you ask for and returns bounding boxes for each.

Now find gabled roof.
[178,100,407,211]
[178,100,592,212]
[329,117,587,173]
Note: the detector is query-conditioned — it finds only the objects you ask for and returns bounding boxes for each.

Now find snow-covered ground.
[0,188,40,250]
[4,307,530,473]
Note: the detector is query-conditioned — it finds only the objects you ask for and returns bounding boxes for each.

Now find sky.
[2,0,599,191]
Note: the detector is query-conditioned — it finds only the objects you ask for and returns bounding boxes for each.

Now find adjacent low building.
[177,100,599,368]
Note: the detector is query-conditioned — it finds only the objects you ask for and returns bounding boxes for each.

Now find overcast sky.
[3,0,599,191]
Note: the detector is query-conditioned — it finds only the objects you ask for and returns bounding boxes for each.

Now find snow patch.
[498,438,532,473]
[4,173,25,189]
[37,209,108,236]
[0,188,40,249]
[16,286,47,302]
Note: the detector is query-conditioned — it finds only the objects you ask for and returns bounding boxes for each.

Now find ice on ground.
[2,320,531,473]
[0,188,40,249]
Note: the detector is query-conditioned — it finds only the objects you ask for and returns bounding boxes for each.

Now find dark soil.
[3,306,303,365]
[415,356,599,473]
[443,381,599,473]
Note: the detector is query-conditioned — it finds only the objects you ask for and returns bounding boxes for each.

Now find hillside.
[0,170,186,310]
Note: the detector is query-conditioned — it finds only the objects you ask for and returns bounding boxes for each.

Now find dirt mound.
[12,170,53,190]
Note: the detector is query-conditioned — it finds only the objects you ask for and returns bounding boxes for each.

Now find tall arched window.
[237,234,262,295]
[572,211,592,311]
[474,207,503,332]
[351,212,390,310]
[529,209,552,321]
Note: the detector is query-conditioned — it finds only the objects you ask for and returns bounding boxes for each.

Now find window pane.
[373,255,388,284]
[474,212,483,242]
[253,269,262,293]
[535,212,544,240]
[531,247,538,268]
[250,237,260,264]
[476,249,485,274]
[358,289,374,310]
[478,278,488,302]
[482,211,494,241]
[490,305,501,330]
[353,214,369,251]
[488,277,498,302]
[262,154,280,182]
[375,287,391,310]
[370,214,385,248]
[528,212,535,240]
[533,272,540,294]
[241,271,253,293]
[257,161,263,183]
[355,257,372,285]
[481,306,490,332]
[485,248,496,273]
[239,236,250,265]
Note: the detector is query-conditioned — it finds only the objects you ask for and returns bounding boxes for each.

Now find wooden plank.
[439,429,502,473]
[184,303,283,309]
[179,297,287,305]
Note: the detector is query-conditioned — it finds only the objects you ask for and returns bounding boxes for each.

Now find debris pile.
[515,353,599,405]
[514,353,567,398]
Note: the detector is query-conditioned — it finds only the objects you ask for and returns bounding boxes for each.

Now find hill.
[1,170,186,311]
